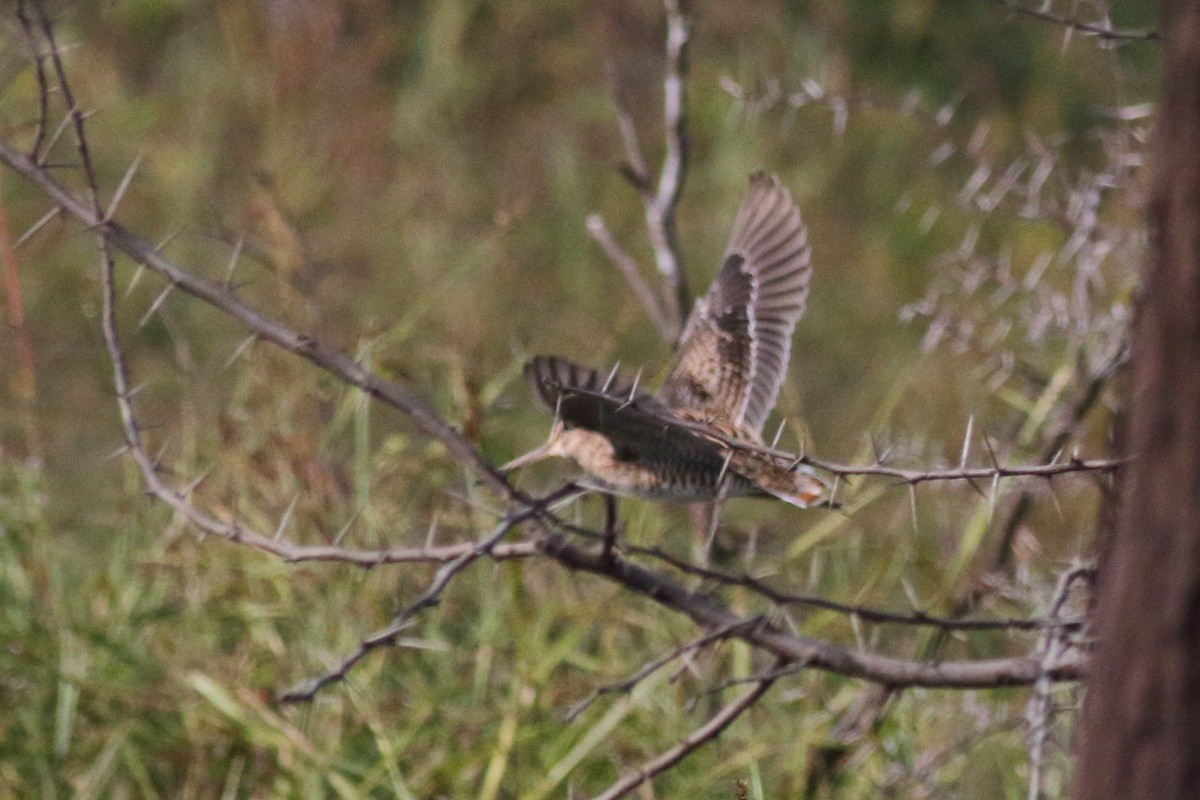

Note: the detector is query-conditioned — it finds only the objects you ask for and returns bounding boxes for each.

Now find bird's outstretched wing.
[659,172,812,438]
[524,355,730,467]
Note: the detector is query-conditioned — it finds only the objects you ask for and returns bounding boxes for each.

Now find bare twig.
[585,214,674,336]
[625,543,1086,632]
[279,485,579,703]
[541,536,1086,689]
[589,0,692,341]
[565,616,764,722]
[990,0,1163,43]
[606,61,650,188]
[591,666,778,800]
[15,0,50,162]
[798,453,1127,484]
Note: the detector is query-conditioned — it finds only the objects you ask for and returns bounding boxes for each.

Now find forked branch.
[588,0,692,341]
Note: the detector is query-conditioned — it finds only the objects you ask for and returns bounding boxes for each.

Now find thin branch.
[625,543,1085,632]
[15,0,50,162]
[799,453,1127,484]
[585,213,674,338]
[30,1,101,206]
[278,487,579,704]
[541,536,1086,689]
[565,616,764,722]
[591,668,777,800]
[606,61,649,188]
[990,0,1163,43]
[280,538,542,565]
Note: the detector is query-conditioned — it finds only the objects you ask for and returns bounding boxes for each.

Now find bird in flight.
[507,172,826,508]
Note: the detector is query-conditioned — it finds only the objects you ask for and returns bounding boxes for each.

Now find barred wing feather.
[524,355,730,468]
[659,172,812,438]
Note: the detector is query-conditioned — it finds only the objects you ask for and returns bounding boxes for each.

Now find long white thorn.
[130,231,181,298]
[988,472,1000,523]
[617,368,644,411]
[716,449,735,485]
[332,506,364,547]
[224,234,246,287]
[273,492,301,541]
[601,360,622,393]
[14,206,62,249]
[125,264,146,298]
[181,466,214,496]
[959,415,974,468]
[103,153,142,222]
[770,418,787,449]
[908,484,919,534]
[222,334,258,370]
[138,283,174,329]
[151,434,174,470]
[423,512,441,549]
[41,107,77,160]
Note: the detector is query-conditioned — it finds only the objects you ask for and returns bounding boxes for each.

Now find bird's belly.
[575,468,761,503]
[560,427,763,502]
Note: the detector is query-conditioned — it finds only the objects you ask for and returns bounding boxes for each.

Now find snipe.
[507,172,827,508]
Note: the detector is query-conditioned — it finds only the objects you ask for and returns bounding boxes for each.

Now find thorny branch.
[530,382,1126,486]
[14,1,50,163]
[279,483,582,703]
[990,0,1163,43]
[591,667,779,800]
[624,543,1088,632]
[565,616,766,722]
[545,536,1086,689]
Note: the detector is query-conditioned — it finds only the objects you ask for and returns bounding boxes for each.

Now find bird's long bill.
[500,442,553,472]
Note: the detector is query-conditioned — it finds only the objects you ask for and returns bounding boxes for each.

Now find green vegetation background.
[0,1,1157,797]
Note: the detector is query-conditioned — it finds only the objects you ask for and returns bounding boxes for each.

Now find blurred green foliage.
[0,1,1156,797]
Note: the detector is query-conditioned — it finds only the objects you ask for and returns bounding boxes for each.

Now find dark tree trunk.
[1073,4,1200,798]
